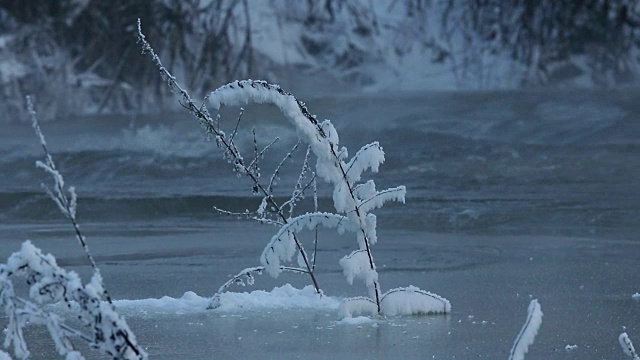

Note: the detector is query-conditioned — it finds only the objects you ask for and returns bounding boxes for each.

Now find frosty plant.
[620,333,640,360]
[138,20,450,317]
[508,299,543,360]
[0,98,146,360]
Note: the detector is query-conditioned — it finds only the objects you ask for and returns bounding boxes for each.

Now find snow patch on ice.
[214,284,340,311]
[115,291,209,314]
[114,285,340,314]
[339,297,378,318]
[632,293,640,300]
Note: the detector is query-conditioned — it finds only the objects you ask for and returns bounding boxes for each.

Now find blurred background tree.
[1,0,638,118]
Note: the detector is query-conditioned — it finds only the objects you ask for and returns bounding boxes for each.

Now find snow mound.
[213,284,340,311]
[114,285,340,314]
[632,293,640,300]
[115,291,209,314]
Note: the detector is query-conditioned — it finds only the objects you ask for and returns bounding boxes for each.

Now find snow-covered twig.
[620,333,640,360]
[1,241,146,360]
[286,146,314,217]
[509,299,543,360]
[246,133,279,182]
[2,98,147,360]
[268,140,300,194]
[212,207,284,226]
[138,20,322,295]
[27,97,101,281]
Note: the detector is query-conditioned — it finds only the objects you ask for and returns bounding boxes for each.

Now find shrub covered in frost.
[0,98,146,360]
[508,299,543,360]
[138,20,450,317]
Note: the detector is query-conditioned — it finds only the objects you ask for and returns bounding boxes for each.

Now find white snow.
[508,299,543,360]
[2,241,146,359]
[115,285,340,314]
[620,333,640,360]
[339,297,378,318]
[632,293,640,300]
[509,299,543,360]
[565,344,578,351]
[380,286,451,316]
[337,316,376,326]
[0,351,11,360]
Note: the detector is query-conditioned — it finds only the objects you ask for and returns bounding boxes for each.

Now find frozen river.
[1,88,639,358]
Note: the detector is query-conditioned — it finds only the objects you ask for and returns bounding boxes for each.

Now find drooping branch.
[18,97,146,359]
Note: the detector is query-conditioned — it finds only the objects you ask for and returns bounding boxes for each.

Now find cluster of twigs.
[138,19,442,316]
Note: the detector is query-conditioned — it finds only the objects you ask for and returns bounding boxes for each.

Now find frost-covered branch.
[27,97,101,281]
[212,207,284,226]
[268,140,300,194]
[261,212,350,277]
[286,146,314,217]
[357,186,406,214]
[620,333,640,360]
[344,142,385,183]
[1,241,146,360]
[509,299,543,360]
[246,134,279,181]
[138,20,322,295]
[5,98,147,359]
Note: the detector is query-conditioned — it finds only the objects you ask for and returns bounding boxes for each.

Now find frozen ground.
[1,220,638,359]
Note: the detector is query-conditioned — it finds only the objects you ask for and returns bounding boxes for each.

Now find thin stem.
[229,108,244,146]
[269,140,300,194]
[27,96,143,357]
[213,206,284,226]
